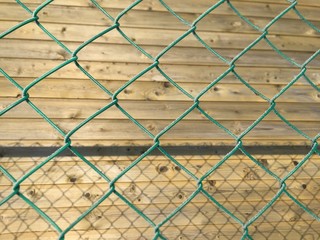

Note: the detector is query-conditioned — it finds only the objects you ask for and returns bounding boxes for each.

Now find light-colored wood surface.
[0,1,319,239]
[0,0,319,146]
[1,154,319,239]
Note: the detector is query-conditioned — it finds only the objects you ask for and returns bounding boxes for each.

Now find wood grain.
[1,3,319,37]
[0,1,319,238]
[2,21,319,52]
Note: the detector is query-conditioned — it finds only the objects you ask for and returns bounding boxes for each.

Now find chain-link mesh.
[0,0,319,239]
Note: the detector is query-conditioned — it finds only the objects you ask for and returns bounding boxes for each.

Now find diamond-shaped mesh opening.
[36,2,113,28]
[69,106,155,146]
[0,75,21,103]
[19,151,109,230]
[0,195,58,240]
[163,148,234,180]
[236,39,302,69]
[0,28,67,87]
[65,195,154,240]
[119,1,190,31]
[159,34,231,67]
[1,0,319,239]
[203,151,280,223]
[267,5,320,37]
[26,64,113,128]
[241,110,313,146]
[161,192,242,240]
[249,194,320,240]
[115,150,198,225]
[0,171,13,202]
[0,2,30,29]
[286,153,320,217]
[0,103,65,146]
[161,109,235,146]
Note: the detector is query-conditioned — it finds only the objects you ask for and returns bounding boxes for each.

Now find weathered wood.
[1,0,320,20]
[1,156,319,186]
[1,0,320,11]
[0,39,319,68]
[1,225,319,240]
[1,98,319,122]
[1,79,319,103]
[1,153,319,163]
[0,1,319,239]
[1,59,319,85]
[1,4,319,37]
[2,21,319,52]
[0,119,318,143]
[0,139,313,147]
[0,197,319,232]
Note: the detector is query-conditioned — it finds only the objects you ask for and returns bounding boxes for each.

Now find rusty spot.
[301,184,307,189]
[213,86,219,91]
[293,160,299,166]
[61,27,67,33]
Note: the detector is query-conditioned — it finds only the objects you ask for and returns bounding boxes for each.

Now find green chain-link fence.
[0,0,319,239]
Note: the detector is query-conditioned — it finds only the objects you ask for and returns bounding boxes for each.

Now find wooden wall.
[0,0,319,239]
[0,0,319,146]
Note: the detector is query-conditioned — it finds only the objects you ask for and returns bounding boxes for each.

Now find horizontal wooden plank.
[0,194,318,231]
[1,222,319,240]
[1,1,320,24]
[0,39,318,68]
[1,156,319,186]
[1,153,319,163]
[1,78,319,103]
[0,118,318,144]
[1,59,319,85]
[1,4,319,37]
[1,180,319,215]
[1,98,319,122]
[1,0,320,13]
[2,21,319,52]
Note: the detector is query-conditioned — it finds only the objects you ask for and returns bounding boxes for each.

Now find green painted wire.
[0,0,319,239]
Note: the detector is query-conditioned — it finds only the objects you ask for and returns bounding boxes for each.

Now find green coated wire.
[0,0,319,239]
